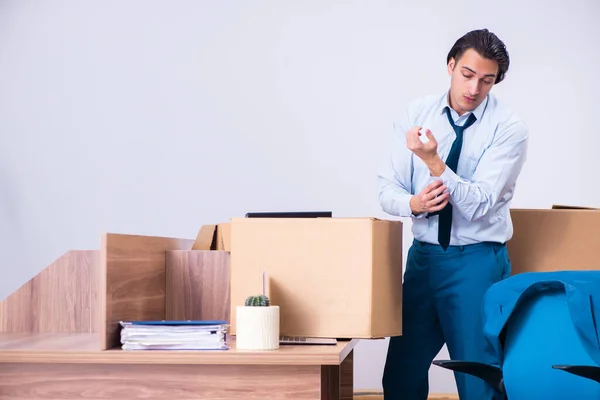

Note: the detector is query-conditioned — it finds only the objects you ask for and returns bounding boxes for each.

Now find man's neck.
[447,92,466,117]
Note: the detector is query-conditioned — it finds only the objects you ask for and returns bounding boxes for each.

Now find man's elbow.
[465,208,490,222]
[378,192,398,217]
[462,196,495,222]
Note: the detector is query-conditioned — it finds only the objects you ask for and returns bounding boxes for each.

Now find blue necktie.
[437,107,477,250]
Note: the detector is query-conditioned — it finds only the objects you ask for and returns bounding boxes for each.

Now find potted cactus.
[235,293,280,350]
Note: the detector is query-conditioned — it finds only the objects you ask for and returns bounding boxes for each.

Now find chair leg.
[552,365,600,383]
[432,360,506,398]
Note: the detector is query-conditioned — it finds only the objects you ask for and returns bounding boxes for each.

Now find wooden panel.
[341,350,353,400]
[100,233,194,350]
[0,363,321,399]
[165,250,230,322]
[0,333,358,366]
[0,250,99,333]
[0,333,100,351]
[321,364,340,400]
[321,350,353,400]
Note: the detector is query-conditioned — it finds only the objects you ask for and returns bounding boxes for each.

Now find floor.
[355,397,456,400]
[354,394,457,400]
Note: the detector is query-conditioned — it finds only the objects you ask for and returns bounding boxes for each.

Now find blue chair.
[433,271,600,399]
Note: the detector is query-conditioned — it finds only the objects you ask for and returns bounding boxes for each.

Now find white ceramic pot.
[236,306,280,350]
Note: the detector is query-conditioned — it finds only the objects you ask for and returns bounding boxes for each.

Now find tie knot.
[445,107,477,133]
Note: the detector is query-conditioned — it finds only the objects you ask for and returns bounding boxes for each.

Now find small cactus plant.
[245,294,270,306]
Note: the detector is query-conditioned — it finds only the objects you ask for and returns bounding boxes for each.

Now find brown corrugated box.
[507,205,600,275]
[192,223,231,251]
[228,217,403,339]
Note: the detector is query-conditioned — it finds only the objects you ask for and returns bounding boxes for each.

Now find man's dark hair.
[447,29,510,84]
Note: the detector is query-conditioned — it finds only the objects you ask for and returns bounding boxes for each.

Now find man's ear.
[447,58,455,76]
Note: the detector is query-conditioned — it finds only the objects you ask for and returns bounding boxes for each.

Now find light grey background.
[1,0,598,394]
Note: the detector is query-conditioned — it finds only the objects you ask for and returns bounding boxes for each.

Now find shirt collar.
[440,91,488,122]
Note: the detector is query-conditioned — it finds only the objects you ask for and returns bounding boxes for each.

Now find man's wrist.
[409,195,421,215]
[424,154,446,177]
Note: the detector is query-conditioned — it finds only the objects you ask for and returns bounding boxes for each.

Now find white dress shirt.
[378,90,529,246]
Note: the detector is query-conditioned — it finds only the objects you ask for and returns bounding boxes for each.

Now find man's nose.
[469,80,480,95]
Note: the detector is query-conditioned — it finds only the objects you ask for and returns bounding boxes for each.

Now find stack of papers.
[119,320,228,350]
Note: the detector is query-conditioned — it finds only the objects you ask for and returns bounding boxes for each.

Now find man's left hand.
[406,126,438,163]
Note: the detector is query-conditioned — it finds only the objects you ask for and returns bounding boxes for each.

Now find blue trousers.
[382,239,511,400]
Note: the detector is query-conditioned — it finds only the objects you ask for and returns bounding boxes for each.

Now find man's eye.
[483,80,493,85]
[462,74,473,79]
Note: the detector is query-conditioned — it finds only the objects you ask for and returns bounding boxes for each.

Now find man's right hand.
[410,180,449,215]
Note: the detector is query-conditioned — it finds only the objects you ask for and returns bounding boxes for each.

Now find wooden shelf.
[0,333,358,366]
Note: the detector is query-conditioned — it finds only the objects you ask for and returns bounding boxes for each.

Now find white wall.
[1,0,599,394]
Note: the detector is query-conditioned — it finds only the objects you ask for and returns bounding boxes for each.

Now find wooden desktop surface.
[0,333,356,399]
[0,333,357,365]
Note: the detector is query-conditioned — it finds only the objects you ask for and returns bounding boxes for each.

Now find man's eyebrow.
[461,66,496,78]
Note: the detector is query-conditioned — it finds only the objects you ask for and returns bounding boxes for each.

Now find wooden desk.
[0,233,361,399]
[0,333,357,399]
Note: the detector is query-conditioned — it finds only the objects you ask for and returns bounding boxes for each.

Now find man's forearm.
[424,155,447,177]
[430,135,527,222]
[378,179,414,217]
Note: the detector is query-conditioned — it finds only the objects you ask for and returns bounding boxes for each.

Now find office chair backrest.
[502,288,600,399]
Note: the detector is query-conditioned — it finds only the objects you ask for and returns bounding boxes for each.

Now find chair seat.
[502,289,600,399]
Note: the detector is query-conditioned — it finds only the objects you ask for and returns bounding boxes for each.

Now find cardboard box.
[229,217,403,339]
[507,205,600,275]
[192,223,231,251]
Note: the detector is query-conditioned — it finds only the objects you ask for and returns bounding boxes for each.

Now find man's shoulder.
[391,92,443,133]
[486,94,527,127]
[486,94,529,141]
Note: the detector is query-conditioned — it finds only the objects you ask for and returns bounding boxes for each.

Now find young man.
[377,29,528,400]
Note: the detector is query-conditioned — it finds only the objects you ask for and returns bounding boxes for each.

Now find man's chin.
[459,101,478,113]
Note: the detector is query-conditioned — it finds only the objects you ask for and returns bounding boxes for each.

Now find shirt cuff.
[397,193,426,219]
[439,165,461,193]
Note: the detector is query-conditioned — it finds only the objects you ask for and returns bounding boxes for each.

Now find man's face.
[447,48,499,115]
